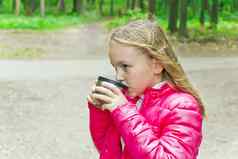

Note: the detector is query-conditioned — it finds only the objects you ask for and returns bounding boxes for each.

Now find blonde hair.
[109,20,205,116]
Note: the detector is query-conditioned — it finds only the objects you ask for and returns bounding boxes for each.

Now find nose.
[116,69,124,82]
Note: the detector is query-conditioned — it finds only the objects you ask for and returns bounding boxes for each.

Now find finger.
[87,94,94,103]
[92,93,112,103]
[87,94,98,105]
[88,94,103,108]
[101,82,122,95]
[94,86,115,97]
[101,105,105,111]
[90,84,96,93]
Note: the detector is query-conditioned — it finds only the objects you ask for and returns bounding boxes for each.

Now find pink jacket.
[88,82,203,159]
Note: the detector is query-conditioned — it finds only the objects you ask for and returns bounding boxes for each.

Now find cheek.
[127,72,147,88]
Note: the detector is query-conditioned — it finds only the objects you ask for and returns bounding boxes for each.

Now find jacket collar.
[123,81,177,104]
[143,81,177,101]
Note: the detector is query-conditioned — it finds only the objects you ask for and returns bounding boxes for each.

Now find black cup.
[96,76,128,89]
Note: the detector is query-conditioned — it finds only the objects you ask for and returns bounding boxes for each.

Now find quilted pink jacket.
[88,82,203,159]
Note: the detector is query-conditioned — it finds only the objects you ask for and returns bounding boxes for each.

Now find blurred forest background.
[0,0,237,41]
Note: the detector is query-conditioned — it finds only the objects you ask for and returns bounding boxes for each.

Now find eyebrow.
[111,61,130,67]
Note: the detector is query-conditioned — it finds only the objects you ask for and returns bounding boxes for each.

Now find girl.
[87,20,205,159]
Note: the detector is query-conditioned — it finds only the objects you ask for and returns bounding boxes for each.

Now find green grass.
[0,11,101,30]
[188,19,238,42]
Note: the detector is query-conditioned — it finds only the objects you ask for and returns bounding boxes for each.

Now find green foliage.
[0,0,237,41]
[0,11,100,30]
[1,0,14,13]
[104,11,238,42]
[104,10,147,30]
[187,19,238,42]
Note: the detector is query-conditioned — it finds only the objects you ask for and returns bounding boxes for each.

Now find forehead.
[108,41,142,64]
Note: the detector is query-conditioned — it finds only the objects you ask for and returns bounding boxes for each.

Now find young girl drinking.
[87,20,205,159]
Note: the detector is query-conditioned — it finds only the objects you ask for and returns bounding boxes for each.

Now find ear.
[152,58,164,74]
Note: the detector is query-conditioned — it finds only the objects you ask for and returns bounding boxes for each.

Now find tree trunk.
[179,0,188,37]
[126,0,130,10]
[110,0,114,16]
[58,0,65,12]
[148,0,156,19]
[131,0,136,10]
[139,0,145,12]
[233,0,238,11]
[210,0,219,28]
[40,0,45,17]
[24,0,32,16]
[0,0,3,12]
[31,0,37,13]
[190,0,197,17]
[168,0,178,33]
[12,0,16,12]
[200,0,206,29]
[99,0,104,16]
[72,0,83,13]
[15,0,20,16]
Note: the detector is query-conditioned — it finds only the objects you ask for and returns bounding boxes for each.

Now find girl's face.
[108,41,163,97]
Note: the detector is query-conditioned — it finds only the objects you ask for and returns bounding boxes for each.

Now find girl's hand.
[87,82,104,108]
[91,82,128,112]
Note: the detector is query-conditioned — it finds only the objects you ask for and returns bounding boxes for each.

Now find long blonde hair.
[109,20,205,116]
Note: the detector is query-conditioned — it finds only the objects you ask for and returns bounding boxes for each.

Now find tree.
[99,0,104,16]
[139,0,145,12]
[126,0,130,10]
[233,0,238,11]
[58,0,65,12]
[12,0,16,12]
[15,0,21,16]
[160,0,168,11]
[210,0,219,28]
[31,0,37,13]
[0,0,2,10]
[24,0,32,16]
[40,0,45,17]
[200,0,209,30]
[148,0,156,19]
[179,0,188,37]
[72,0,83,13]
[131,0,136,10]
[190,0,198,17]
[110,0,114,16]
[168,0,178,33]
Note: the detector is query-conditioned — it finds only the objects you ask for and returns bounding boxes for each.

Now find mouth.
[120,82,128,88]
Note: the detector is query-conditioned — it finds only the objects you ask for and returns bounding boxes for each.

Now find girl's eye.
[121,64,130,70]
[122,64,128,68]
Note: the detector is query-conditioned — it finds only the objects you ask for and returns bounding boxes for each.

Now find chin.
[127,90,136,97]
[128,93,137,97]
[128,90,142,97]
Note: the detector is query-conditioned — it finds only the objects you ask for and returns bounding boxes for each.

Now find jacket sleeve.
[88,102,121,158]
[111,94,203,159]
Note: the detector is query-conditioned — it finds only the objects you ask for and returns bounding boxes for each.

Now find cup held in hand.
[93,76,127,107]
[96,76,128,89]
